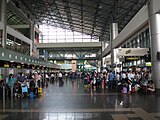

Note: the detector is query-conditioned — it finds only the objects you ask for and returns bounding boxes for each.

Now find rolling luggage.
[38,87,42,96]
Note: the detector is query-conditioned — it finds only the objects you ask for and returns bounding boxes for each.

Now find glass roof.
[7,9,25,25]
[11,0,147,41]
[39,24,99,43]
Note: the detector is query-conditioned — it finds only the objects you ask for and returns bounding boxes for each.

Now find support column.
[44,50,48,61]
[148,0,160,90]
[30,23,35,42]
[110,23,118,71]
[83,60,85,72]
[101,41,105,51]
[101,40,103,71]
[1,0,7,48]
[30,43,32,56]
[101,40,106,70]
[30,24,35,57]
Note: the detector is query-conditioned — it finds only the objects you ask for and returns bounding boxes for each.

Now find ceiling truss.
[7,0,147,62]
[10,0,147,41]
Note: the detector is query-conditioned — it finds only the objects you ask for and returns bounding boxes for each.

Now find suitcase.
[131,86,135,92]
[38,87,42,95]
[22,86,28,93]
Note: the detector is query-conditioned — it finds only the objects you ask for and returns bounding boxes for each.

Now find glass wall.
[34,32,39,43]
[0,1,1,21]
[6,34,14,50]
[0,30,2,47]
[122,28,150,48]
[121,27,151,67]
[145,28,150,47]
[21,41,30,55]
[15,38,21,53]
[39,25,99,43]
[6,33,30,55]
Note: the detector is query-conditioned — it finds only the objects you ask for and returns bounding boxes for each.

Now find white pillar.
[101,40,103,70]
[30,43,32,56]
[148,0,160,90]
[101,41,105,51]
[100,40,107,70]
[44,50,48,61]
[30,23,35,42]
[110,23,118,71]
[1,0,7,48]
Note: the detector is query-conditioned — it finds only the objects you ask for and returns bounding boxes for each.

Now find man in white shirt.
[58,72,62,78]
[65,73,68,82]
[58,72,63,86]
[45,73,49,87]
[127,71,132,80]
[121,72,126,80]
[51,73,55,83]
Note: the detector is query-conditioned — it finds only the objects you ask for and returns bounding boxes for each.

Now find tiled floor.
[0,79,160,120]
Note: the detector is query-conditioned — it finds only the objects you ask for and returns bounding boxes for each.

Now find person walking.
[108,71,115,89]
[58,71,63,86]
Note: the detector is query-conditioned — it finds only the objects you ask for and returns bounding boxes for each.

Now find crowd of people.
[0,71,65,98]
[82,70,155,94]
[0,69,156,98]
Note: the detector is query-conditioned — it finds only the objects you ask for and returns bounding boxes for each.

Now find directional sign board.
[117,48,149,56]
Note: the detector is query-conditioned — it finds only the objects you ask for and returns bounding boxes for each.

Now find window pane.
[0,30,2,47]
[39,25,99,43]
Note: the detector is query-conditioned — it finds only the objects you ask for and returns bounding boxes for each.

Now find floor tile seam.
[0,108,137,113]
[45,93,121,96]
[111,114,128,120]
[0,115,8,119]
[113,113,160,118]
[124,114,139,117]
[111,113,160,120]
[150,113,160,116]
[131,108,159,120]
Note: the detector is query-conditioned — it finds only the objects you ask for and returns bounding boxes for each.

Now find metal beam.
[63,0,73,30]
[81,0,84,34]
[9,24,30,29]
[7,1,32,24]
[91,0,101,37]
[52,0,64,28]
[47,57,98,60]
[35,42,101,49]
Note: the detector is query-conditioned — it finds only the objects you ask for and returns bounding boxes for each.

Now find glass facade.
[39,25,99,43]
[121,27,151,67]
[0,30,2,47]
[122,28,150,48]
[6,33,30,55]
[6,34,14,50]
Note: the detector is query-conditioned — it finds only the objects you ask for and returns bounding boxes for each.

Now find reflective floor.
[0,79,160,120]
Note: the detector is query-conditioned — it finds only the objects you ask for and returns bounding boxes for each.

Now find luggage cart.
[14,83,21,97]
[21,84,29,98]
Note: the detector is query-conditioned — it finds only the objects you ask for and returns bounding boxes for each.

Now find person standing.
[34,72,39,95]
[58,71,63,86]
[65,72,68,83]
[0,74,3,97]
[7,74,15,97]
[45,73,49,87]
[51,73,55,83]
[121,71,126,83]
[108,71,115,89]
[147,80,155,93]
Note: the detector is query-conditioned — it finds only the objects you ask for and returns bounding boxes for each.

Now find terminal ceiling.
[7,0,147,60]
[10,0,147,41]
